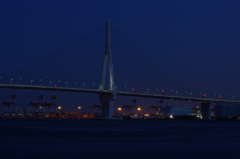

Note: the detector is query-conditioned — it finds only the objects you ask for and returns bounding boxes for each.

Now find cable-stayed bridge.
[1,21,240,120]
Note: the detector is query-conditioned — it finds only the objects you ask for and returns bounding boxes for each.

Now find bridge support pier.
[99,94,115,119]
[201,102,211,120]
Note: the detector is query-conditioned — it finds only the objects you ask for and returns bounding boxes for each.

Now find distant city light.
[137,107,141,111]
[78,106,82,110]
[58,106,62,110]
[118,107,122,111]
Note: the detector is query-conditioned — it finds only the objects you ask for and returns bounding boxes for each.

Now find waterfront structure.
[164,105,192,119]
[215,104,240,120]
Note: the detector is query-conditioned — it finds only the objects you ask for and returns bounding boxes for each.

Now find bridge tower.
[201,102,211,120]
[99,20,116,119]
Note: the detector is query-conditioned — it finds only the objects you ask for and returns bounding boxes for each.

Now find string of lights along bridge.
[0,21,240,120]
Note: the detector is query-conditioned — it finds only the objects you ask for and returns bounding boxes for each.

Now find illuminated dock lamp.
[77,106,82,110]
[118,107,122,111]
[57,106,62,110]
[137,107,141,111]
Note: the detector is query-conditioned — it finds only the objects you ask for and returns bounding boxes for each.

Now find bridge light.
[137,107,141,111]
[118,107,122,111]
[57,106,62,110]
[78,106,82,110]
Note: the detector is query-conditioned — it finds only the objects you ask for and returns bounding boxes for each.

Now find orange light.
[78,106,82,109]
[137,107,141,111]
[118,107,122,111]
[57,106,62,110]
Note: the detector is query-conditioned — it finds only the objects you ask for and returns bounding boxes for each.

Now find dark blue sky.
[1,0,240,110]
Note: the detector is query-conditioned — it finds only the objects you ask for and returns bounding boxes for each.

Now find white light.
[170,115,173,118]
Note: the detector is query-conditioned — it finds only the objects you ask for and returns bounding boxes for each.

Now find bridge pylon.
[99,20,116,119]
[201,102,211,120]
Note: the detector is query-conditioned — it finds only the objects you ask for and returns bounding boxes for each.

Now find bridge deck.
[0,84,239,104]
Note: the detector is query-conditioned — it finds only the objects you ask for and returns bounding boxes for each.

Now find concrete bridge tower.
[99,20,116,119]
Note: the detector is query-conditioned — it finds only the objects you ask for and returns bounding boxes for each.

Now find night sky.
[1,0,240,111]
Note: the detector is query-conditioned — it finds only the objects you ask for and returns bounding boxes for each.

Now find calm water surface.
[0,119,240,159]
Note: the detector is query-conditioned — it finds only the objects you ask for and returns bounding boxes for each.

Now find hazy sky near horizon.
[0,0,240,110]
